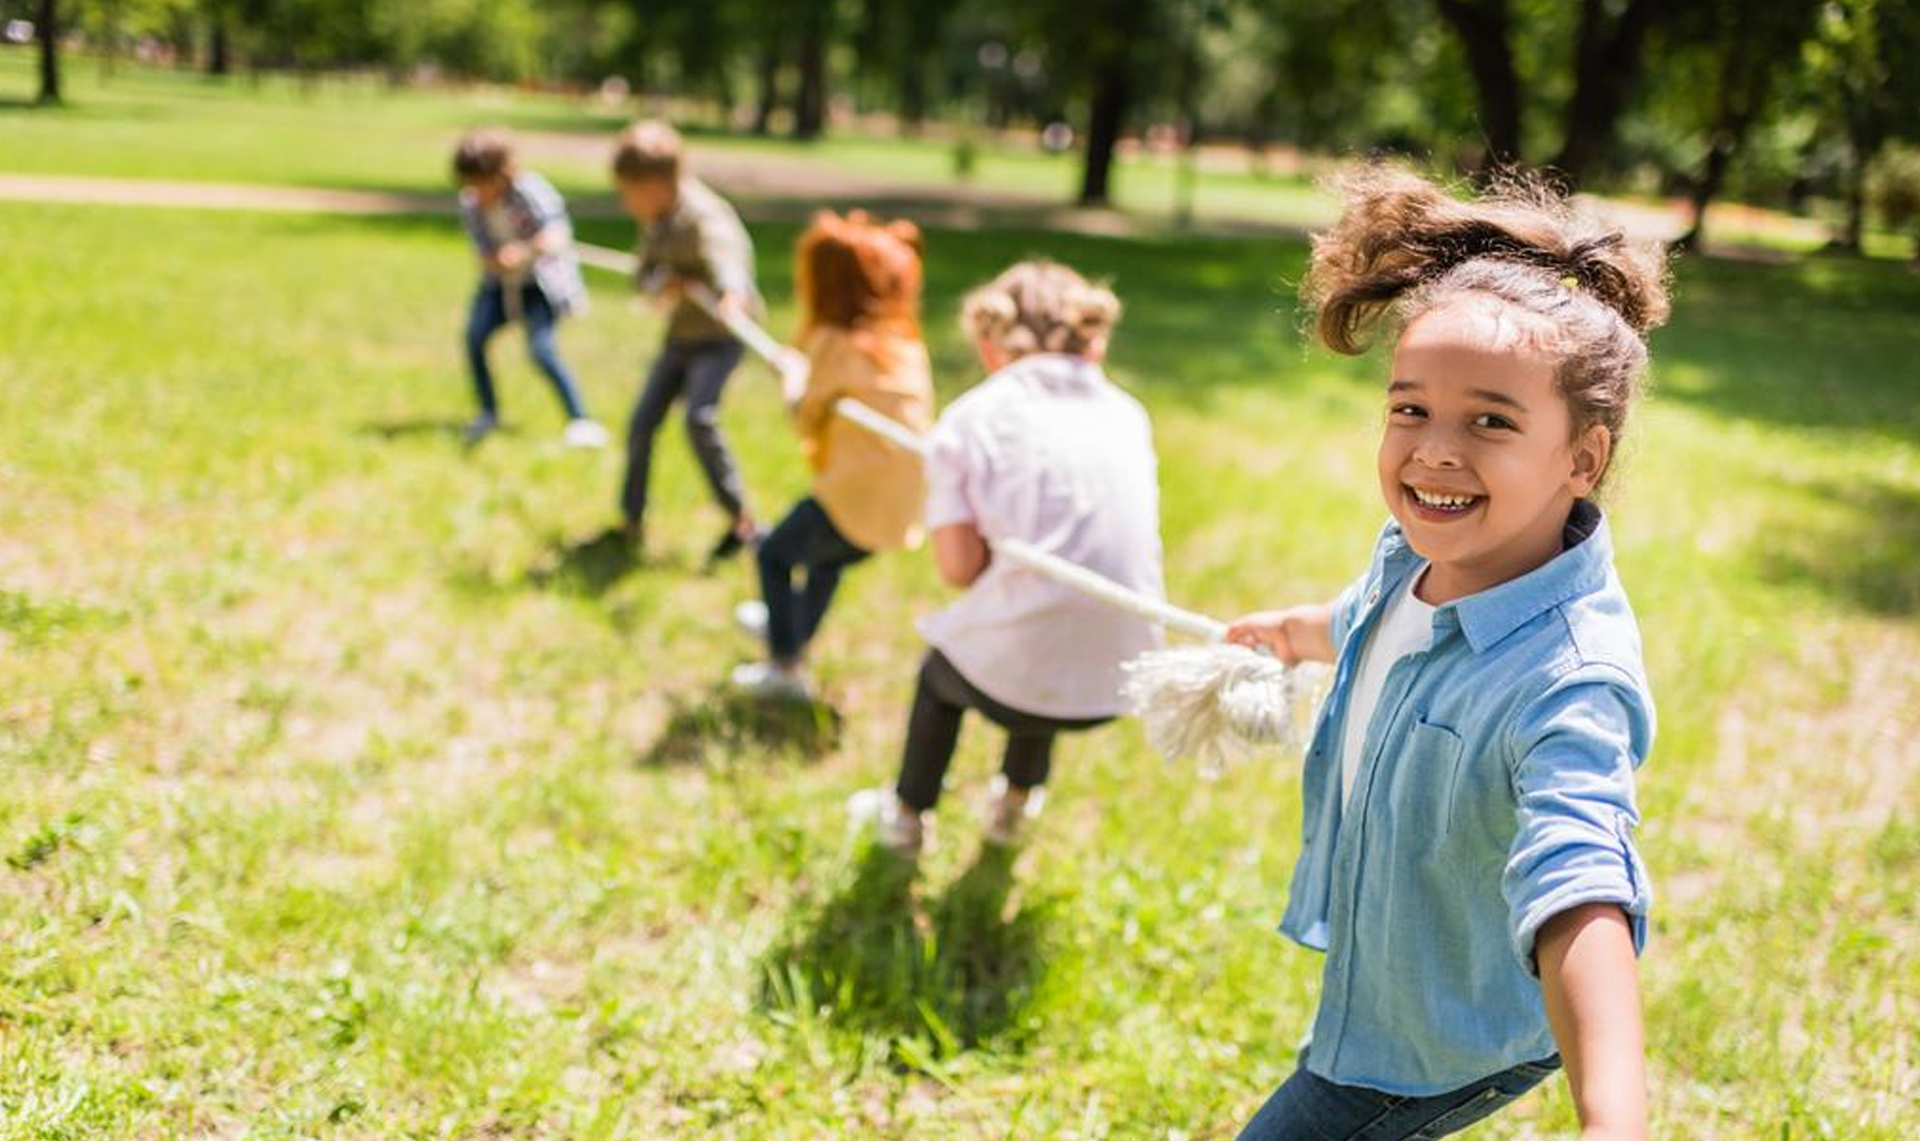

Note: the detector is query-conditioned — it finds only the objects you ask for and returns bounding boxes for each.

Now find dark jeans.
[464,279,588,420]
[1237,1053,1561,1141]
[621,338,748,527]
[757,497,869,662]
[896,650,1112,813]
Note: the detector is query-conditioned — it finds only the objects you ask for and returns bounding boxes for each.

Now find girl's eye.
[1389,403,1426,420]
[1474,413,1517,431]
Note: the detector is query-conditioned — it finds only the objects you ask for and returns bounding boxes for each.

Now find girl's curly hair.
[961,260,1121,360]
[1305,166,1671,488]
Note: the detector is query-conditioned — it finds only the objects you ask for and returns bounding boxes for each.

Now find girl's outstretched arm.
[1538,902,1648,1141]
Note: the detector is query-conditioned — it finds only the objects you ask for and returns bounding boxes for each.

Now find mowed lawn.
[5,75,1920,1141]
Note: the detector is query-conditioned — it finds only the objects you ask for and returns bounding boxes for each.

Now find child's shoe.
[730,659,811,701]
[708,522,764,566]
[982,775,1045,847]
[733,599,770,640]
[563,418,610,449]
[462,412,499,446]
[847,787,926,859]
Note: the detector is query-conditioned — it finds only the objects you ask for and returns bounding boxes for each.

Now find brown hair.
[612,119,682,184]
[451,128,514,182]
[1304,165,1671,488]
[796,211,923,340]
[961,260,1121,360]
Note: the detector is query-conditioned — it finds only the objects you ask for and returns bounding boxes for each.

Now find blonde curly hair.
[961,260,1121,360]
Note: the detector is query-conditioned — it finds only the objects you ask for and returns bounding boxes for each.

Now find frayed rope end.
[1121,644,1328,776]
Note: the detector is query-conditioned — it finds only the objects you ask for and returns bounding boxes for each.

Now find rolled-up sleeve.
[923,414,978,530]
[1503,669,1653,975]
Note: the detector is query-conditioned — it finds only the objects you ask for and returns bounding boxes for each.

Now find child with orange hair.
[731,212,934,699]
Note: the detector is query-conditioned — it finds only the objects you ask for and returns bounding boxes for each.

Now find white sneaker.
[982,775,1045,847]
[729,660,811,701]
[847,787,926,858]
[733,599,770,640]
[563,419,609,449]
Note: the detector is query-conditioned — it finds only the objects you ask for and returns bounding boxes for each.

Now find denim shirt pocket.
[1408,716,1467,840]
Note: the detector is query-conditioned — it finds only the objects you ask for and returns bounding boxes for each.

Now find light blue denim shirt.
[1281,500,1653,1096]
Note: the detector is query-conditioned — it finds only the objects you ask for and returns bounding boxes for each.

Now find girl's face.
[1378,296,1609,602]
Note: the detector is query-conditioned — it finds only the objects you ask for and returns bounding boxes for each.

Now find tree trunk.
[1677,131,1738,252]
[210,14,231,76]
[36,0,61,104]
[1550,0,1662,186]
[792,6,827,140]
[751,40,781,136]
[1432,0,1522,169]
[1079,59,1130,207]
[1839,142,1869,253]
[898,62,927,135]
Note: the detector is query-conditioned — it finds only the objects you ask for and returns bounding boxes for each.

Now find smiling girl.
[1225,168,1670,1141]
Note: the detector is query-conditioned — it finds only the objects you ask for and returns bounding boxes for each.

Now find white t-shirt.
[917,353,1166,719]
[1337,570,1436,806]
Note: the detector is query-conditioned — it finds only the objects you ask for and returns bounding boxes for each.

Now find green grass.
[4,67,1920,1141]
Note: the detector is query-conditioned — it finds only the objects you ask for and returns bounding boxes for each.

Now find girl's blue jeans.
[1236,1052,1560,1141]
[464,279,589,421]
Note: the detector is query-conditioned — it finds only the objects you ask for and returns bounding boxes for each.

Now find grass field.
[4,61,1920,1141]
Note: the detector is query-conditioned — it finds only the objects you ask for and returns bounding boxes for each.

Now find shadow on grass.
[524,527,647,596]
[1752,477,1920,618]
[757,843,1048,1064]
[356,416,475,442]
[643,683,843,765]
[1655,254,1920,443]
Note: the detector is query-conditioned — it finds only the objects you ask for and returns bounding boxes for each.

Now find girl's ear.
[1568,423,1612,498]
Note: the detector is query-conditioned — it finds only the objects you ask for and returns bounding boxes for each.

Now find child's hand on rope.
[773,347,810,404]
[1224,603,1335,666]
[645,274,683,312]
[495,241,531,272]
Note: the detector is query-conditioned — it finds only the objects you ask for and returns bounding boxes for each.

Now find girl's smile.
[1404,482,1485,522]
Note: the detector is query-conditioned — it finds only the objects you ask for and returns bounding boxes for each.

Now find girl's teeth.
[1414,488,1476,509]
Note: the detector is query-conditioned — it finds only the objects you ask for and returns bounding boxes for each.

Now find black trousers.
[895,650,1112,813]
[621,338,748,525]
[756,497,869,662]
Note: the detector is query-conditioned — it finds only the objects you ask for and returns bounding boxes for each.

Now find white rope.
[575,240,639,277]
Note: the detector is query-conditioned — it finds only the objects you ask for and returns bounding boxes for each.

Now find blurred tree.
[1547,0,1663,183]
[36,0,61,103]
[1429,0,1521,165]
[1428,0,1667,182]
[1808,0,1920,251]
[1658,0,1824,250]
